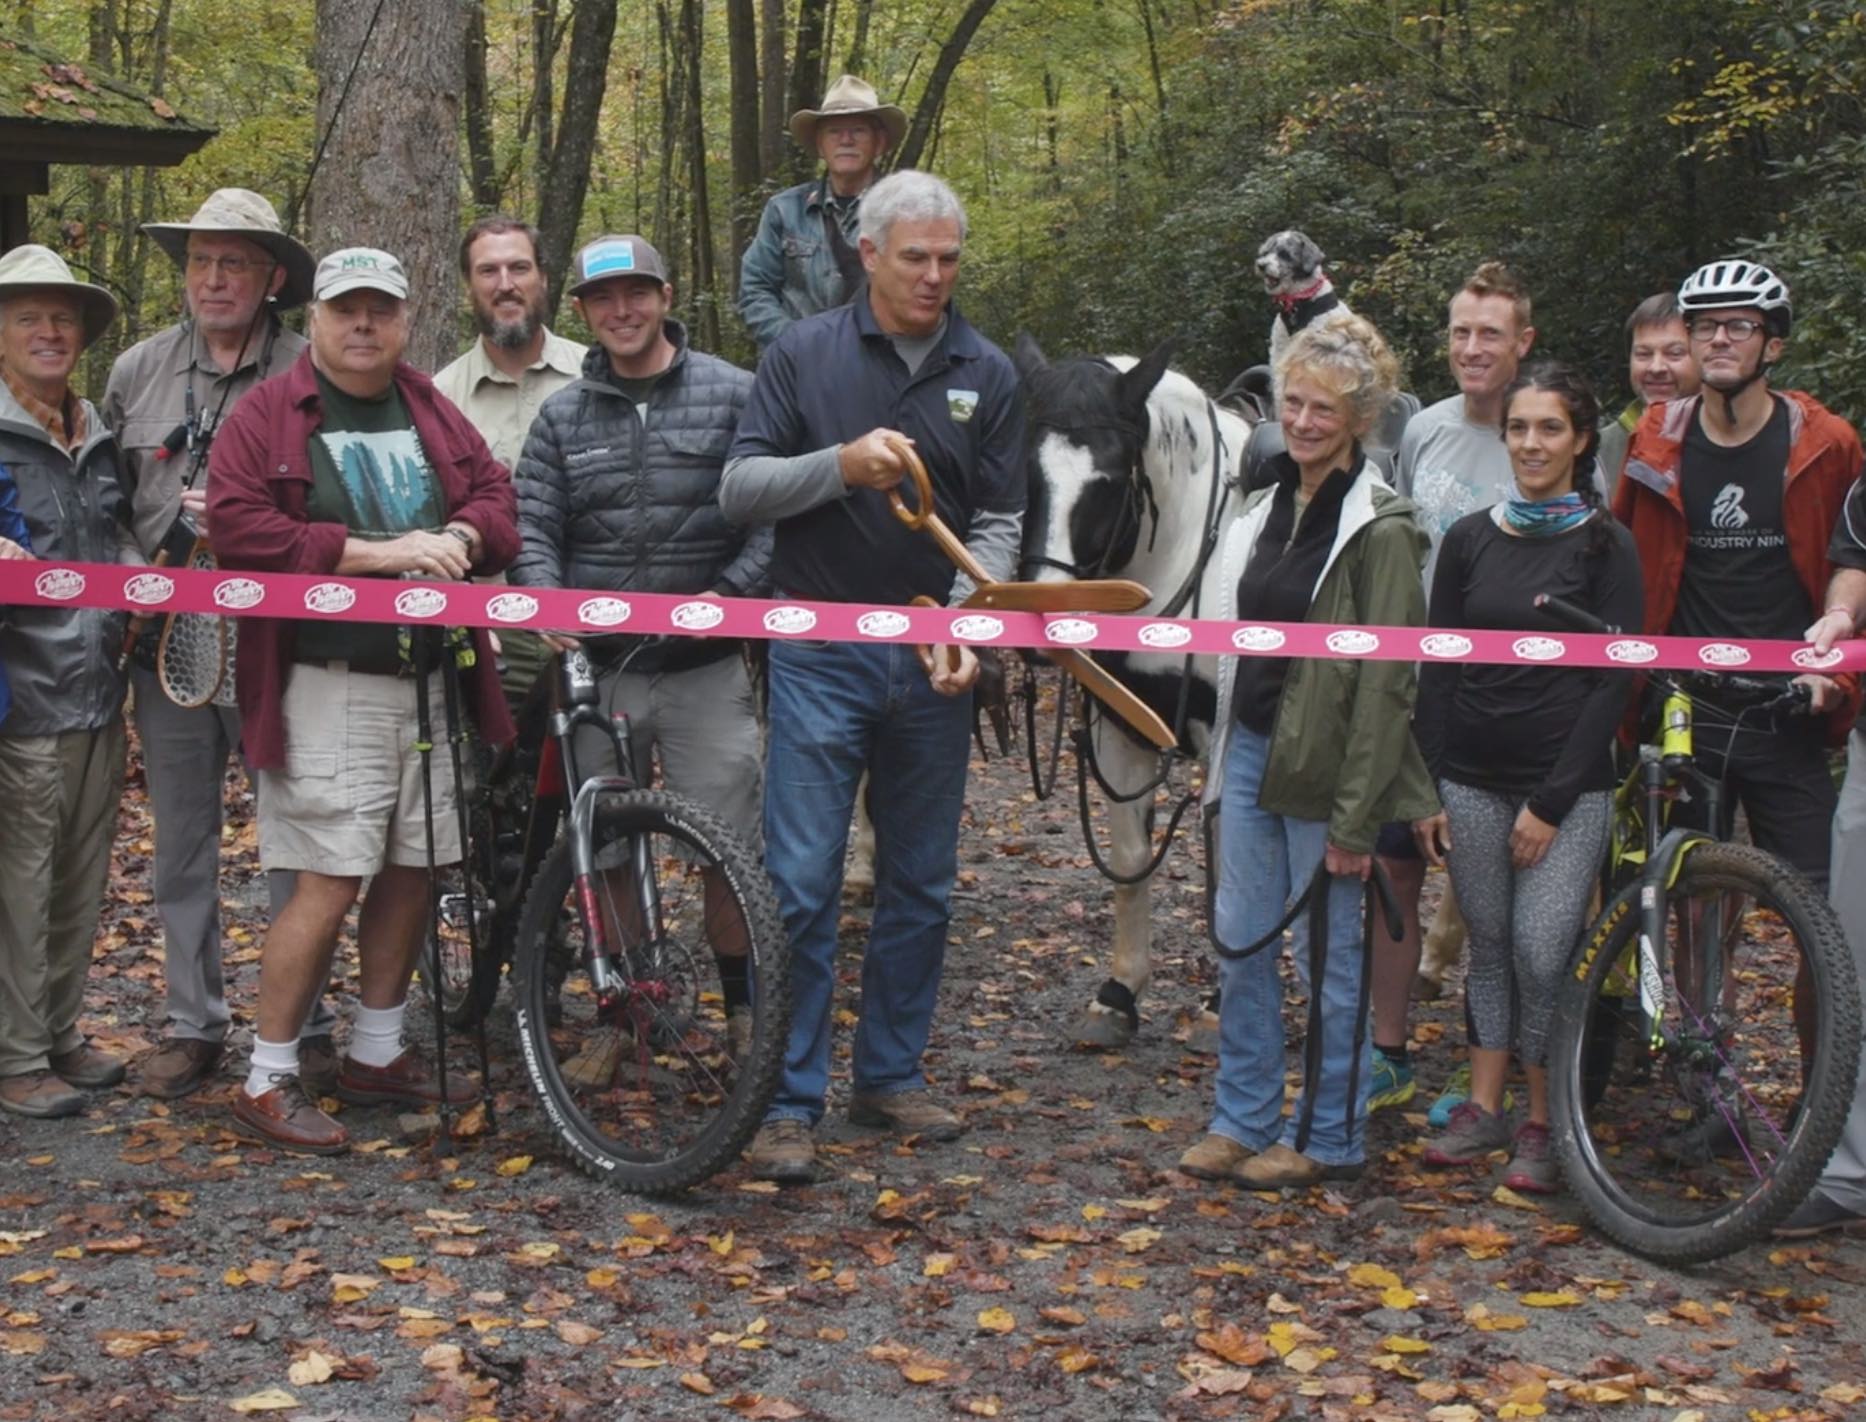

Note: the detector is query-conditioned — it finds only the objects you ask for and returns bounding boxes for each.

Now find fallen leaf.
[228,1389,299,1413]
[554,1319,602,1346]
[1467,1304,1528,1332]
[902,1361,949,1383]
[1040,1306,1087,1327]
[1348,1263,1402,1289]
[1381,1285,1419,1310]
[287,1351,335,1386]
[1491,1185,1543,1212]
[1521,1291,1581,1308]
[679,1371,716,1395]
[1116,1226,1161,1253]
[1382,1335,1431,1355]
[976,1306,1015,1335]
[495,1155,533,1177]
[924,1253,956,1278]
[1057,1346,1098,1373]
[378,1256,417,1271]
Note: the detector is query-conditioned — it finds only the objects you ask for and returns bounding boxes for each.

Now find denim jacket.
[737,178,864,351]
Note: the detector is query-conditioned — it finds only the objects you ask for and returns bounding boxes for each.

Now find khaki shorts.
[573,651,764,854]
[257,662,462,876]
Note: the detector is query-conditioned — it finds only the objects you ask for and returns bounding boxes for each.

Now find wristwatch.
[443,525,475,552]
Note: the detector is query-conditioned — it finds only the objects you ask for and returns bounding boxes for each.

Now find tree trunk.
[681,0,718,349]
[532,0,558,185]
[309,0,466,372]
[464,0,499,212]
[784,0,832,182]
[535,0,619,318]
[895,0,1002,173]
[726,0,760,271]
[1136,0,1175,176]
[758,0,787,178]
[843,0,872,75]
[82,0,119,392]
[120,0,175,353]
[1042,68,1061,190]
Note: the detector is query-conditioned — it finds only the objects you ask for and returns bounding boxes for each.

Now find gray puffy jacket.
[510,322,772,629]
[0,383,135,736]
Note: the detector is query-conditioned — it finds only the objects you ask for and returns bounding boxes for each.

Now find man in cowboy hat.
[0,244,140,1118]
[738,74,907,351]
[102,188,339,1101]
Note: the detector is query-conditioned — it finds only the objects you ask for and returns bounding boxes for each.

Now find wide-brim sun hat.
[142,188,317,310]
[0,243,119,347]
[789,74,907,151]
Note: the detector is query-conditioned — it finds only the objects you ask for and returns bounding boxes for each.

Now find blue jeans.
[763,639,972,1122]
[1211,726,1371,1165]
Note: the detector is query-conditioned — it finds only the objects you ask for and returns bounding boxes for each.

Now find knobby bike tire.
[1549,842,1860,1264]
[511,790,790,1194]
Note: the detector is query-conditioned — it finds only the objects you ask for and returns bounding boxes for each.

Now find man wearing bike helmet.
[1613,258,1863,885]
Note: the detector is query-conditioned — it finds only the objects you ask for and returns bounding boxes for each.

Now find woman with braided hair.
[1410,362,1644,1193]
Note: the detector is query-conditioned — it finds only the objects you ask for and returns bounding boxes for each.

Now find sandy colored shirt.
[431,328,585,469]
[104,317,309,558]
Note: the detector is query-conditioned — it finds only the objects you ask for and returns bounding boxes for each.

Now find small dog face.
[1256,230,1327,294]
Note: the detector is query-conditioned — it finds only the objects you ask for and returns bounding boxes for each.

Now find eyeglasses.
[1687,316,1764,342]
[186,253,271,277]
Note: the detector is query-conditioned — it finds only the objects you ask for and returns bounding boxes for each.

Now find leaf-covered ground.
[1,720,1862,1421]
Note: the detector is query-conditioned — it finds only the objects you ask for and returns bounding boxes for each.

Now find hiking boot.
[1503,1121,1560,1195]
[1369,1048,1416,1112]
[1426,1062,1513,1129]
[1422,1101,1514,1166]
[1233,1143,1364,1190]
[725,1007,755,1066]
[745,1118,816,1183]
[848,1088,964,1141]
[137,1037,224,1099]
[560,1026,627,1089]
[48,1041,127,1090]
[297,1034,339,1100]
[232,1074,349,1155]
[1773,1191,1866,1239]
[1178,1133,1254,1181]
[335,1047,479,1110]
[0,1069,86,1119]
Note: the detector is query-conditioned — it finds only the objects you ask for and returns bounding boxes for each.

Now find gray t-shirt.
[1394,395,1515,590]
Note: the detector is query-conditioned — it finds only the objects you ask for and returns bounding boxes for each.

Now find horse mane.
[1025,352,1248,489]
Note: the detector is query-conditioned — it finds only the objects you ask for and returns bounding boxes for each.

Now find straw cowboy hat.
[788,75,907,150]
[142,188,317,309]
[0,244,119,347]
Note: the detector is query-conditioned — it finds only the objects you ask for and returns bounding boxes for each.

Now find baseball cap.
[569,235,668,297]
[313,247,410,301]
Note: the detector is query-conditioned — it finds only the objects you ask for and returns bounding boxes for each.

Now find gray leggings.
[1441,781,1610,1066]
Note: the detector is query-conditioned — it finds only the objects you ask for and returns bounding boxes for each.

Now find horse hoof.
[1073,1007,1135,1051]
[1184,1009,1221,1055]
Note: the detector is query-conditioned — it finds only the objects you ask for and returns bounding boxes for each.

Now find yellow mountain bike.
[1537,595,1860,1263]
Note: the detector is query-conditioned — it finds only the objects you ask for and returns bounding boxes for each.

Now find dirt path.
[1,726,1861,1421]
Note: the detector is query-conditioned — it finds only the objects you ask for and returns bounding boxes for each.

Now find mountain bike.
[434,644,790,1192]
[1536,595,1860,1263]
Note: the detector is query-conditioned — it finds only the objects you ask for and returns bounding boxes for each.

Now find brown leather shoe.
[335,1047,479,1109]
[0,1070,87,1119]
[744,1118,816,1183]
[49,1041,126,1090]
[1178,1133,1254,1181]
[297,1034,339,1099]
[1233,1142,1365,1190]
[848,1088,964,1141]
[137,1038,223,1099]
[232,1074,349,1155]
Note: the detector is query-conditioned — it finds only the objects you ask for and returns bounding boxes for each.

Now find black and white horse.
[1013,335,1256,1048]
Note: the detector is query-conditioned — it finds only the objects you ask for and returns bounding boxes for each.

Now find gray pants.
[1442,781,1610,1067]
[1815,728,1866,1211]
[132,668,330,1044]
[0,723,125,1075]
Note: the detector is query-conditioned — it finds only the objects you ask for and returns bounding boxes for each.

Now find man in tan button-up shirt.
[433,215,584,699]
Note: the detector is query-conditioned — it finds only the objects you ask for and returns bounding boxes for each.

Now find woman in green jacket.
[1179,312,1439,1190]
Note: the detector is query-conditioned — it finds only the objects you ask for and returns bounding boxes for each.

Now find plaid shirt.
[1,365,87,450]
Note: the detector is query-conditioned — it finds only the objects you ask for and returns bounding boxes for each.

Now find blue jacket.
[737,178,864,351]
[0,462,28,726]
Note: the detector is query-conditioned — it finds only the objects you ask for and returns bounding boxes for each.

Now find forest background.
[10,0,1866,418]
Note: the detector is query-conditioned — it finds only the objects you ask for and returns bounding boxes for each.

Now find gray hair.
[1272,309,1402,434]
[857,170,967,252]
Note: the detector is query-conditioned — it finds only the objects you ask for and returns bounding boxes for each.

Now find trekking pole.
[439,635,497,1133]
[412,624,456,1158]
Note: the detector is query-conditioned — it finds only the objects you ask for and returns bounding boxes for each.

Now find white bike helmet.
[1678,258,1791,336]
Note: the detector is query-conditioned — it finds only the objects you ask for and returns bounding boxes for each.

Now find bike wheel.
[1022,652,1074,800]
[1550,842,1860,1264]
[512,789,790,1193]
[414,737,507,1028]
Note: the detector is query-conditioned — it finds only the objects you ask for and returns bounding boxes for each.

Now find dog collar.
[1274,274,1330,313]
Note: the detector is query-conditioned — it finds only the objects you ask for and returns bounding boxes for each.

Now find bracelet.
[442,525,474,551]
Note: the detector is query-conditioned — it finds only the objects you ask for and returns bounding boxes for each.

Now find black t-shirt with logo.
[1669,397,1808,641]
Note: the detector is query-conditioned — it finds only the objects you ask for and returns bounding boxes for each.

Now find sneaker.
[1773,1191,1866,1239]
[1178,1133,1253,1181]
[1369,1048,1416,1112]
[49,1041,126,1090]
[137,1037,224,1099]
[1503,1121,1560,1195]
[1421,1101,1514,1166]
[297,1034,339,1099]
[232,1074,349,1155]
[0,1069,87,1119]
[1233,1142,1364,1189]
[1427,1062,1513,1129]
[848,1088,964,1142]
[745,1118,815,1183]
[335,1047,479,1110]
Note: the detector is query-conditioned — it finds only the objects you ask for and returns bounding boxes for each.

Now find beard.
[476,293,545,349]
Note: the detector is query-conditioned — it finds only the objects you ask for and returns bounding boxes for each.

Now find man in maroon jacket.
[207,247,518,1154]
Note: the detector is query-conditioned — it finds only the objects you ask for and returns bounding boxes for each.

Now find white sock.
[245,1037,299,1097]
[349,1002,406,1069]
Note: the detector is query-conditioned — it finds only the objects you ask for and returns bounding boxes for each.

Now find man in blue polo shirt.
[720,170,1025,1183]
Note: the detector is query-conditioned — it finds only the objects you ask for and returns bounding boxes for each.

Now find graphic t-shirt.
[1669,397,1807,641]
[299,371,444,666]
[1394,396,1516,591]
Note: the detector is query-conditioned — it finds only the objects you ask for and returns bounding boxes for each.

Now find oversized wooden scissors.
[885,437,1176,749]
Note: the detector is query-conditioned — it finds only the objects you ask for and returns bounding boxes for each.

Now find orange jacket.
[1611,389,1864,744]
